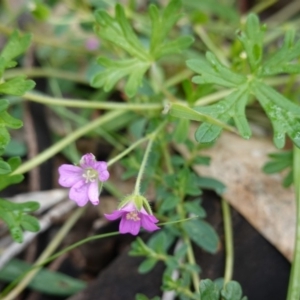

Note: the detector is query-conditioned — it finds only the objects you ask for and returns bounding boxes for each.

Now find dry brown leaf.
[175,131,295,261]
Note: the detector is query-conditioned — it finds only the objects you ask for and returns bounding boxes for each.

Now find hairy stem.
[221,198,234,285]
[133,121,167,195]
[23,92,163,111]
[287,145,300,300]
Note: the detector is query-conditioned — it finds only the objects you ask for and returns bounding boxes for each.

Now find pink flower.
[85,37,99,51]
[58,153,109,206]
[105,201,160,235]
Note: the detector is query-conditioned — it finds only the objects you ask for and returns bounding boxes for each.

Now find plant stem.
[287,145,300,300]
[107,135,149,167]
[23,92,163,111]
[133,121,167,195]
[133,135,155,195]
[4,68,89,84]
[1,207,85,299]
[11,110,125,175]
[221,198,234,285]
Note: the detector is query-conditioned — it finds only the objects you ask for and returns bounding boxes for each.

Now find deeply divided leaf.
[253,81,300,148]
[194,86,251,143]
[0,76,36,96]
[261,30,300,76]
[0,31,32,66]
[237,13,265,72]
[187,53,246,88]
[93,0,192,96]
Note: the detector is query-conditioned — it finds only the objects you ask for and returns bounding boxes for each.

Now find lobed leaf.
[237,13,265,72]
[194,86,250,143]
[91,57,150,97]
[94,7,148,61]
[93,1,193,96]
[0,31,32,65]
[0,157,24,190]
[187,53,246,88]
[261,30,300,76]
[0,76,36,96]
[253,81,300,148]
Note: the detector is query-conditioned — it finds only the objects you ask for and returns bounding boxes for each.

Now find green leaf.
[263,159,292,174]
[261,30,300,76]
[147,230,174,253]
[91,57,150,97]
[94,7,148,60]
[183,219,219,253]
[0,160,11,174]
[263,150,293,187]
[283,170,293,188]
[0,76,36,96]
[253,81,300,148]
[93,1,193,96]
[0,157,24,190]
[160,195,180,212]
[0,31,32,64]
[0,259,86,296]
[0,108,23,149]
[194,86,250,143]
[138,258,158,274]
[198,177,226,195]
[0,125,10,148]
[0,99,9,112]
[152,36,194,59]
[237,13,265,72]
[136,294,160,300]
[183,200,206,218]
[0,199,40,242]
[173,119,190,143]
[168,103,236,134]
[149,0,181,53]
[192,155,211,166]
[21,214,40,232]
[221,281,247,300]
[187,53,246,88]
[200,279,220,300]
[0,110,23,129]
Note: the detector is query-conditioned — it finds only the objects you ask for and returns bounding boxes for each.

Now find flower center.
[82,169,98,183]
[126,211,141,222]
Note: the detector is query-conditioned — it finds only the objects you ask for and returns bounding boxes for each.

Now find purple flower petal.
[80,153,96,168]
[104,210,124,220]
[88,181,99,205]
[69,180,89,206]
[120,215,141,235]
[98,170,109,182]
[94,161,108,172]
[58,165,83,187]
[121,201,136,212]
[141,214,160,232]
